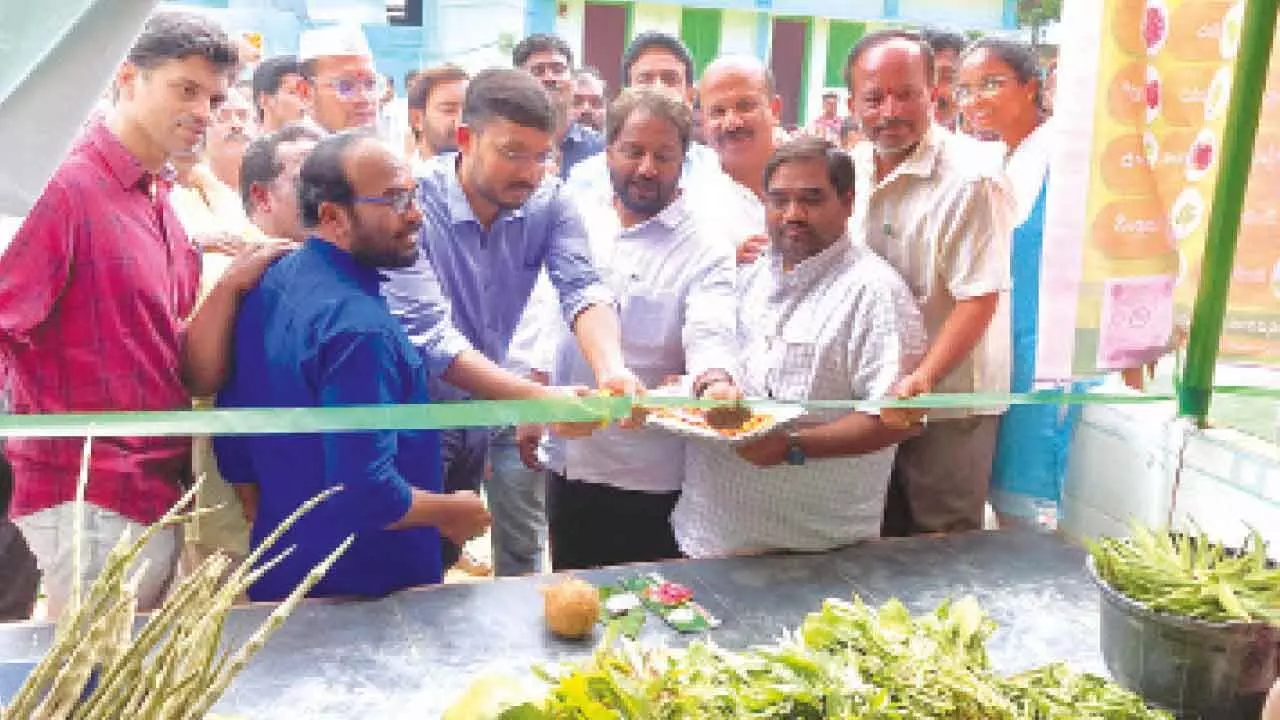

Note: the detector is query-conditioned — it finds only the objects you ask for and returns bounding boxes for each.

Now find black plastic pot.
[1087,556,1280,719]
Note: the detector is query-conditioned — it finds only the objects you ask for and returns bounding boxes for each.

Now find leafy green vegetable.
[444,596,1171,719]
[1088,523,1280,625]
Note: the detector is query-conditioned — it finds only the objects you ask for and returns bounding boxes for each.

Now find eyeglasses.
[355,188,417,214]
[323,75,385,101]
[954,76,1013,102]
[497,146,554,167]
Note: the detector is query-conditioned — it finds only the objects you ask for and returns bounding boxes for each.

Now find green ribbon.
[0,386,1274,439]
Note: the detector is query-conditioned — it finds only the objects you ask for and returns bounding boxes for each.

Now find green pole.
[1177,0,1278,424]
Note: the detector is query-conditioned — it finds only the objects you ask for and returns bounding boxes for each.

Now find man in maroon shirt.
[0,11,285,619]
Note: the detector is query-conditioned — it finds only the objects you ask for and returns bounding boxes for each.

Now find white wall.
[438,0,526,71]
[802,18,831,126]
[1062,383,1280,560]
[631,2,682,36]
[719,9,759,57]
[556,0,587,66]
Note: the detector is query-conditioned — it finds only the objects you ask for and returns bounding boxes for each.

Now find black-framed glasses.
[355,188,417,213]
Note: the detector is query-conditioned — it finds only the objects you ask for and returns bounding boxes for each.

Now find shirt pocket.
[621,290,679,355]
[766,338,818,402]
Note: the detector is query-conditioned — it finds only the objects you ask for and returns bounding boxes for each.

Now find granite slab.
[0,529,1104,718]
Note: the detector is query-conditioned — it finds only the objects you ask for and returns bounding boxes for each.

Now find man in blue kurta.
[215,131,491,601]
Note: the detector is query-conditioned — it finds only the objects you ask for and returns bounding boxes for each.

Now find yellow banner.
[1064,0,1279,371]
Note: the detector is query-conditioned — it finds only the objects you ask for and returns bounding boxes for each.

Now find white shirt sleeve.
[938,174,1014,301]
[681,232,739,382]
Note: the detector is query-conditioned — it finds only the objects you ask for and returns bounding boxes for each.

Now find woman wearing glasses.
[956,38,1081,530]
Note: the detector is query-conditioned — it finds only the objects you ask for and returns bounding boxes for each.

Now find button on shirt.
[381,154,612,400]
[850,125,1014,417]
[214,239,443,601]
[544,193,737,493]
[0,120,201,525]
[673,239,928,557]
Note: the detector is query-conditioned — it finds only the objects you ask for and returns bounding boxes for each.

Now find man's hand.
[433,490,491,546]
[736,234,769,266]
[734,431,788,467]
[596,367,647,427]
[546,385,607,438]
[218,240,297,296]
[516,424,546,470]
[881,371,931,430]
[196,231,248,256]
[699,379,751,430]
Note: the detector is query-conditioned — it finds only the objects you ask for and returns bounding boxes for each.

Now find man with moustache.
[673,138,926,558]
[572,68,607,132]
[564,33,723,213]
[382,68,640,570]
[513,34,603,178]
[298,25,381,133]
[542,89,737,569]
[844,30,1013,537]
[407,64,469,176]
[214,132,491,601]
[697,55,785,266]
[921,28,967,132]
[205,87,255,191]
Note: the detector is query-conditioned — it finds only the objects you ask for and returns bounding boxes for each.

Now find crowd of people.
[0,9,1074,619]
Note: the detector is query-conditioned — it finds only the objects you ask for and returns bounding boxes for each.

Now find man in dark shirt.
[512,34,603,178]
[215,131,490,601]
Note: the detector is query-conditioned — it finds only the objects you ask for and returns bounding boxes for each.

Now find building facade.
[168,0,1015,126]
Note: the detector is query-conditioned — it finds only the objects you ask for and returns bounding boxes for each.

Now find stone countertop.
[0,529,1104,719]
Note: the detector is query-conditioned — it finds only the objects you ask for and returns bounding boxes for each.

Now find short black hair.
[512,33,574,69]
[240,123,325,214]
[462,68,555,133]
[961,36,1044,108]
[764,137,855,198]
[251,55,301,120]
[620,31,694,88]
[605,88,693,153]
[921,27,968,56]
[127,10,239,73]
[408,64,469,110]
[844,29,935,94]
[298,130,374,228]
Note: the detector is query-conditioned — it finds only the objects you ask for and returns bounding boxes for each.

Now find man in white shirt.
[563,33,723,211]
[543,88,738,569]
[673,138,926,558]
[844,30,1014,536]
[697,55,784,266]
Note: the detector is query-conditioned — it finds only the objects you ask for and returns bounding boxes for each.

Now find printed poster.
[1040,0,1280,376]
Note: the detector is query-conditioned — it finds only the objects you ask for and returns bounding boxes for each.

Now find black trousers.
[547,473,682,571]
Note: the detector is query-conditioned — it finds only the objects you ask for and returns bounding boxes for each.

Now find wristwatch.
[785,432,806,466]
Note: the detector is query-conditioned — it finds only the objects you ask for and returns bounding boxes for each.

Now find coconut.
[541,576,600,639]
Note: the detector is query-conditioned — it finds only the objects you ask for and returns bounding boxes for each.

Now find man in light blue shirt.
[381,68,638,570]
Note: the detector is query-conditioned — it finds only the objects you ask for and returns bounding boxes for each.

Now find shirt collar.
[441,153,526,226]
[771,232,853,287]
[853,123,944,188]
[304,236,384,293]
[84,119,156,193]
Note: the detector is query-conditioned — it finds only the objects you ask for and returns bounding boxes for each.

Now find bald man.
[844,30,1013,537]
[697,55,784,266]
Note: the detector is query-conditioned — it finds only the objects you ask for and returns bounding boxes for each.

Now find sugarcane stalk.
[183,533,357,720]
[69,436,93,620]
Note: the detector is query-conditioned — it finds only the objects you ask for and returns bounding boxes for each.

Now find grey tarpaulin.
[0,0,158,217]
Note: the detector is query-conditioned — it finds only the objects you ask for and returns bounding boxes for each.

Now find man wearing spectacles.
[382,68,640,574]
[513,34,604,179]
[297,25,381,133]
[215,131,492,601]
